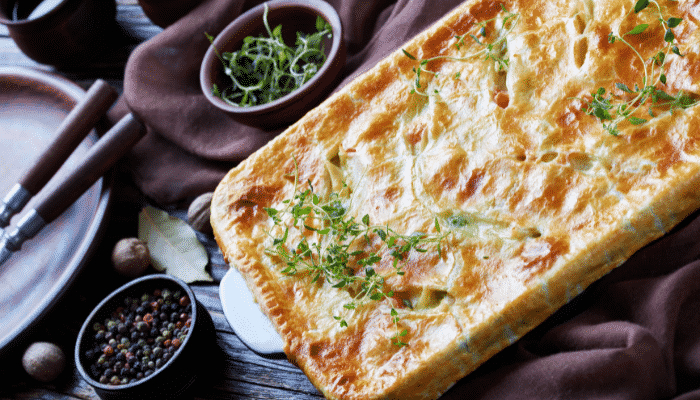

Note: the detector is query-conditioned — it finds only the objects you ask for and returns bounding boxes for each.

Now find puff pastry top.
[211,0,700,398]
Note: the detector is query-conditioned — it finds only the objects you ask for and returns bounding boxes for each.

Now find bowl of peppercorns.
[74,274,217,400]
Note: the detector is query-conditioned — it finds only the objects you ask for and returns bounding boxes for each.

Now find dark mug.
[0,0,117,67]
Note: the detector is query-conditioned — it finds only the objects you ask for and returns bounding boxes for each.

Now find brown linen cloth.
[119,0,700,398]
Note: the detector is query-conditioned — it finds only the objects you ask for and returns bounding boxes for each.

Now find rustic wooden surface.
[0,1,324,398]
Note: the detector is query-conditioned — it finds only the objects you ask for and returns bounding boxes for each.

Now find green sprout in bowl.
[206,4,332,107]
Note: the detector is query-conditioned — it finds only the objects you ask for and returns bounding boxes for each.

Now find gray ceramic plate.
[0,67,110,356]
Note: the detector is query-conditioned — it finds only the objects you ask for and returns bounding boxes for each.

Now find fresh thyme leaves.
[402,5,520,96]
[391,308,408,347]
[578,0,698,136]
[206,4,332,107]
[263,163,446,346]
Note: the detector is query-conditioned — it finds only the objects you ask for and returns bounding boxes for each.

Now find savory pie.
[210,0,700,398]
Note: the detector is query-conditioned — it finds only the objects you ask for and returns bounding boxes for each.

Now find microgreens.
[577,0,698,135]
[264,160,447,346]
[206,4,332,107]
[402,5,520,96]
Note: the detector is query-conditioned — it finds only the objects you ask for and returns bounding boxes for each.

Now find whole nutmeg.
[187,192,214,235]
[22,342,66,382]
[111,238,150,277]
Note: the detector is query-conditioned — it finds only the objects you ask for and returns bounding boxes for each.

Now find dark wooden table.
[0,1,323,398]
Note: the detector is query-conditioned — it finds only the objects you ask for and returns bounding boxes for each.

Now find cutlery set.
[0,79,145,266]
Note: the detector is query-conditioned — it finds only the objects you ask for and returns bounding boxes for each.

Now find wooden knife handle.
[18,79,118,194]
[34,113,145,224]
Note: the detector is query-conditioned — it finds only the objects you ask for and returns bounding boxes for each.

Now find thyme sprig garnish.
[578,0,698,135]
[263,164,446,346]
[206,4,332,107]
[402,5,520,96]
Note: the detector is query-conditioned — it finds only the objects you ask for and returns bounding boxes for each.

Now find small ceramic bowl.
[74,274,217,400]
[0,0,116,67]
[200,0,345,130]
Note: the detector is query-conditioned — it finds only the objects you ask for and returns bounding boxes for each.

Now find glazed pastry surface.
[211,0,700,398]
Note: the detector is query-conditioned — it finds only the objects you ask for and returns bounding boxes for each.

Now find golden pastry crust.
[211,0,700,398]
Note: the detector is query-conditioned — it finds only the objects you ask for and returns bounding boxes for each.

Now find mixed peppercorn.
[82,287,193,385]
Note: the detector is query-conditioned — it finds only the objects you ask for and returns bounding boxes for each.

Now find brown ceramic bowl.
[74,274,218,400]
[200,0,345,130]
[0,0,116,67]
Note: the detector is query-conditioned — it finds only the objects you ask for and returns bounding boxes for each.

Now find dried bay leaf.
[138,206,213,283]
